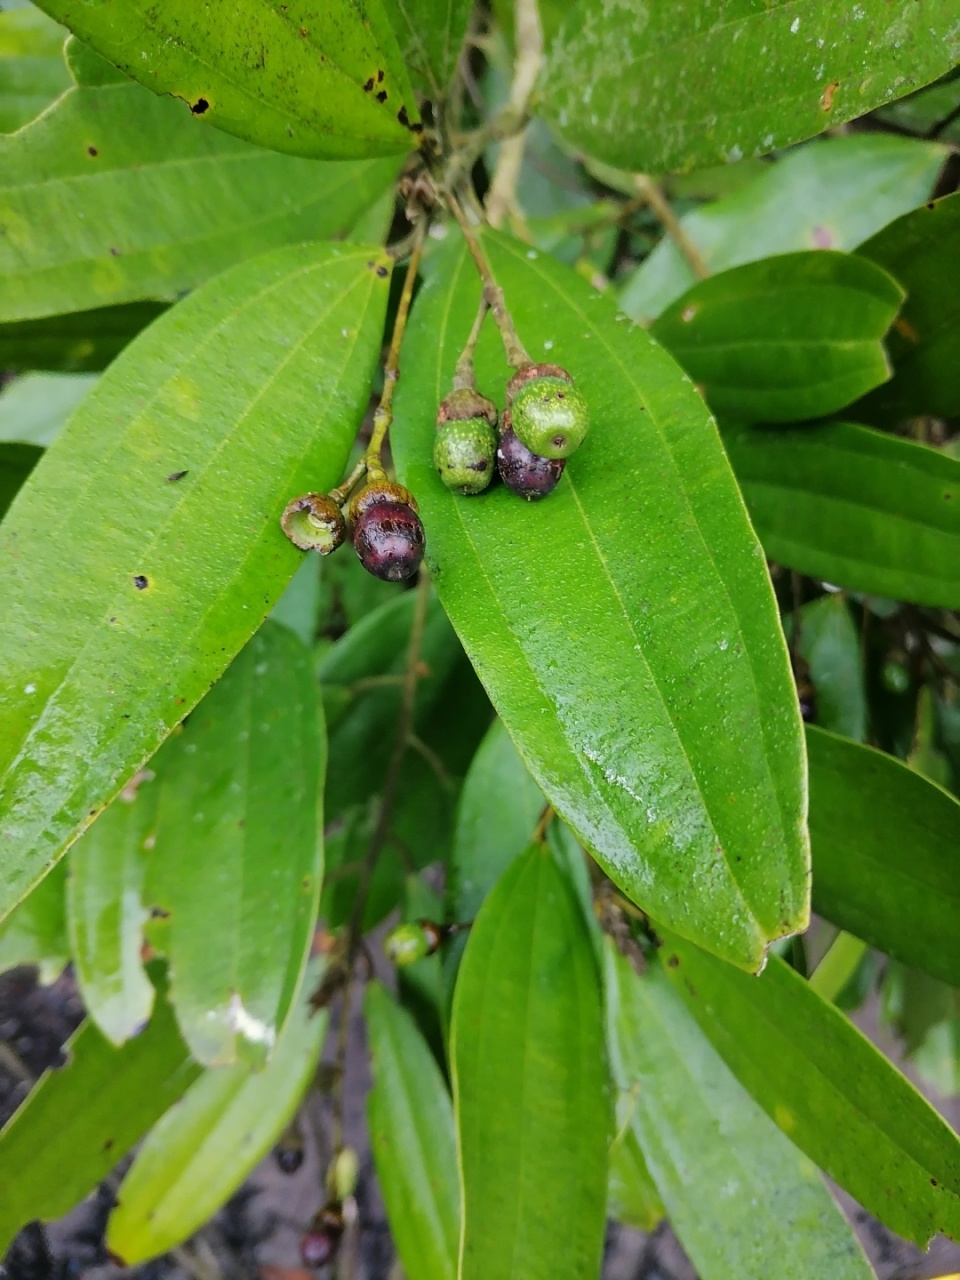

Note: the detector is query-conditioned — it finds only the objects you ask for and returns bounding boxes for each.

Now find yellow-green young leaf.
[856,190,960,424]
[366,983,459,1280]
[32,0,421,159]
[724,420,960,608]
[659,930,960,1246]
[0,243,391,922]
[68,767,158,1045]
[0,304,168,374]
[0,6,71,133]
[143,622,324,1068]
[0,966,200,1255]
[0,441,40,518]
[619,134,945,325]
[650,252,903,423]
[0,859,67,984]
[0,66,399,324]
[540,0,959,175]
[807,725,960,989]
[604,944,874,1280]
[106,957,328,1265]
[451,844,609,1280]
[392,231,808,973]
[380,0,472,97]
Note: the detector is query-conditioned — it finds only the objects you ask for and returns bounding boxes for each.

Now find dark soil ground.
[1,965,959,1280]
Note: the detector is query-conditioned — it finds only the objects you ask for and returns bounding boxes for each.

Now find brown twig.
[633,174,709,280]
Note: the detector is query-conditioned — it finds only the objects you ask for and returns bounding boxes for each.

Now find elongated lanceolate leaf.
[0,442,40,518]
[0,304,167,374]
[144,622,324,1068]
[0,70,399,323]
[68,767,157,1045]
[650,252,903,423]
[33,0,421,159]
[0,6,71,133]
[660,930,960,1246]
[604,945,874,1279]
[106,957,328,1264]
[857,191,960,423]
[451,844,608,1280]
[0,242,391,921]
[807,725,960,989]
[619,134,945,324]
[0,966,200,1254]
[0,859,67,984]
[793,595,866,742]
[393,231,808,972]
[366,983,459,1280]
[724,420,960,608]
[381,0,472,97]
[540,0,959,175]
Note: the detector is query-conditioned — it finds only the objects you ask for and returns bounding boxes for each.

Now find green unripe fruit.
[882,660,910,694]
[384,920,443,965]
[434,418,497,495]
[510,371,589,459]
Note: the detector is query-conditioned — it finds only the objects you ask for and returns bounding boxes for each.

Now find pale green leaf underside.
[0,242,390,921]
[0,7,71,133]
[393,232,808,971]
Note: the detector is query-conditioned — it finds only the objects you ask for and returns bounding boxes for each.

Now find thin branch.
[407,731,454,791]
[453,293,489,390]
[633,174,709,280]
[486,0,544,229]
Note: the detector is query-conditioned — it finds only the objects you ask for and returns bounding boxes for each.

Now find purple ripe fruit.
[300,1205,344,1268]
[349,480,425,581]
[496,410,565,500]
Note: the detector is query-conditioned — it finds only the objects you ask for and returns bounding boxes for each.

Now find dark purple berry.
[496,412,565,500]
[300,1206,344,1268]
[354,501,425,580]
[275,1144,304,1174]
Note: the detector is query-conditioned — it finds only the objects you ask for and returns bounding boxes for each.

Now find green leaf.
[604,943,874,1280]
[659,930,960,1246]
[856,191,960,423]
[808,931,869,1005]
[270,552,322,648]
[793,595,866,742]
[144,622,324,1068]
[106,956,328,1265]
[0,965,201,1255]
[0,303,167,373]
[807,724,960,989]
[451,844,609,1280]
[67,767,158,1045]
[0,72,400,323]
[539,0,958,175]
[607,1125,663,1234]
[0,441,40,518]
[0,6,71,133]
[619,134,945,324]
[366,982,459,1280]
[882,963,960,1098]
[33,0,421,159]
[650,251,903,423]
[0,242,390,922]
[380,0,471,97]
[724,419,960,608]
[0,858,67,984]
[0,371,97,446]
[393,231,808,972]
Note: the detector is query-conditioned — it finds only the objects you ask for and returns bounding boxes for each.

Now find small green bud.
[280,492,345,554]
[434,418,497,495]
[882,660,910,694]
[384,920,443,965]
[511,375,589,459]
[333,1147,359,1202]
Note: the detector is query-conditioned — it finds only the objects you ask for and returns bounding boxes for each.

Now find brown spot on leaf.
[375,264,388,278]
[110,246,121,256]
[821,81,839,111]
[363,76,374,92]
[375,90,387,103]
[87,145,98,157]
[894,316,919,343]
[190,97,209,115]
[133,574,149,590]
[166,469,189,482]
[667,954,679,968]
[299,26,307,36]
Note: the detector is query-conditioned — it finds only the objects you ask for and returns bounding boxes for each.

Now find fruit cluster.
[434,362,589,500]
[281,478,425,582]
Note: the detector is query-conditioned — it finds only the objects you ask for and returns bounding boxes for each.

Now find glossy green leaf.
[540,0,958,175]
[270,552,322,648]
[856,191,960,423]
[33,0,421,159]
[0,69,400,324]
[607,1124,663,1233]
[67,766,157,1045]
[0,965,201,1254]
[381,0,471,97]
[604,944,874,1279]
[0,371,97,446]
[393,231,808,972]
[0,6,71,133]
[882,963,960,1099]
[0,441,40,518]
[807,724,960,989]
[650,252,903,423]
[808,932,869,1004]
[0,303,167,373]
[144,622,324,1068]
[106,957,328,1264]
[451,844,608,1280]
[724,419,960,608]
[0,242,390,922]
[660,930,960,1246]
[793,595,866,742]
[0,858,67,983]
[366,982,459,1280]
[619,134,945,324]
